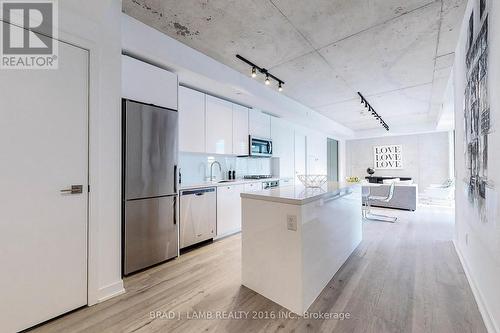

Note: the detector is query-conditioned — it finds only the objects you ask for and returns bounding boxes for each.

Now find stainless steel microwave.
[249,136,273,157]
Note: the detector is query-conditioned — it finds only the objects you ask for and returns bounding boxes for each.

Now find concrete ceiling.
[123,0,466,135]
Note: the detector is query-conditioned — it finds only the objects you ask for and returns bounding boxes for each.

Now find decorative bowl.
[346,176,360,183]
[297,175,328,188]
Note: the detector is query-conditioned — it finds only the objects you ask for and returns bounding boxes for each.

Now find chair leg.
[364,200,397,223]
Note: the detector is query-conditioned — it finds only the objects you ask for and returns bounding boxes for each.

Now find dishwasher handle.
[181,188,216,196]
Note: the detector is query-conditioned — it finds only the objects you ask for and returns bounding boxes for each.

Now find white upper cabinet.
[122,55,178,110]
[249,109,271,139]
[179,86,205,153]
[205,95,233,154]
[232,104,249,156]
[271,117,295,179]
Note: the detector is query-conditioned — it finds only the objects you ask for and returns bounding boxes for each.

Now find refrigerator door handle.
[174,164,178,193]
[173,195,177,225]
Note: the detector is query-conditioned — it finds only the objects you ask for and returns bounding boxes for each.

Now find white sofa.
[362,183,418,211]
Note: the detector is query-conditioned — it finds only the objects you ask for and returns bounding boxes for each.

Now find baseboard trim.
[96,280,125,303]
[453,240,499,333]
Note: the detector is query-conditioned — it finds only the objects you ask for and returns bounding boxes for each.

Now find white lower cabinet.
[217,184,245,236]
[279,178,294,187]
[244,182,261,192]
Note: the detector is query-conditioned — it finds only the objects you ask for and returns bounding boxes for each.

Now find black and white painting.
[464,12,492,221]
[373,145,403,170]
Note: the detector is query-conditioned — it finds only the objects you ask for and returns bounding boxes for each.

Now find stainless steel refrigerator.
[122,99,178,276]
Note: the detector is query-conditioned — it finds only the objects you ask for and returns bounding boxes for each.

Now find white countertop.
[240,181,360,205]
[179,177,281,190]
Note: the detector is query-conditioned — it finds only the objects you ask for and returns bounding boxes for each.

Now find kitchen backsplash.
[179,152,276,184]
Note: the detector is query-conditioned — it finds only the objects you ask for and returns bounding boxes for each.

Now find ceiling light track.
[358,92,389,131]
[236,54,285,92]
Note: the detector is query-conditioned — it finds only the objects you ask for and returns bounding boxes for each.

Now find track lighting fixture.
[236,54,285,92]
[358,92,390,131]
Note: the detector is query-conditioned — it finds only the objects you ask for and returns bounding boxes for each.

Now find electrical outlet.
[287,215,297,231]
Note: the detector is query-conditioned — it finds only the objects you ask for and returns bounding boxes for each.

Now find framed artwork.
[464,15,492,220]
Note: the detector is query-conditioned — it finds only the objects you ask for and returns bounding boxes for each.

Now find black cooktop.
[243,175,273,180]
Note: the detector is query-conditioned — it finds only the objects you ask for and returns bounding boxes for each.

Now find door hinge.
[88,185,91,193]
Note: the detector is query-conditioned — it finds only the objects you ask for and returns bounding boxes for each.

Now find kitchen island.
[240,182,362,315]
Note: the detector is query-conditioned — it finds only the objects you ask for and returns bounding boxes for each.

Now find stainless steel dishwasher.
[180,187,217,249]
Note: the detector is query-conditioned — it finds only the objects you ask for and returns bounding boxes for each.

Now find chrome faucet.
[209,161,222,182]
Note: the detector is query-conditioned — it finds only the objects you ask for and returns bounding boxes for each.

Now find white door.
[307,133,327,174]
[0,39,89,332]
[295,132,307,182]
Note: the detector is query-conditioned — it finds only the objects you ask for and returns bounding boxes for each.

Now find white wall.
[451,1,500,332]
[346,132,451,191]
[58,1,123,304]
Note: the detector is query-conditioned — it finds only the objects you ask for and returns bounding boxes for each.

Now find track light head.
[358,91,389,131]
[251,67,257,78]
[237,55,285,91]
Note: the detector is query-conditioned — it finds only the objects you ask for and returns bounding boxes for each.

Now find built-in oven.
[249,136,273,157]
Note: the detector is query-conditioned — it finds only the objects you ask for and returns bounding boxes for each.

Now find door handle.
[60,185,83,194]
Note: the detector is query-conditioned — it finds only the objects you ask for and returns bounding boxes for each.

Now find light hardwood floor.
[31,206,486,333]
